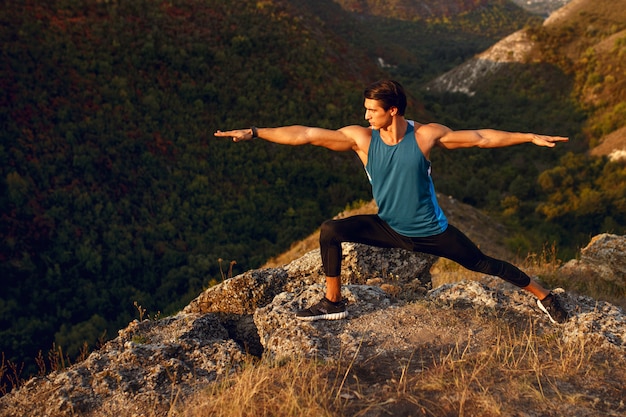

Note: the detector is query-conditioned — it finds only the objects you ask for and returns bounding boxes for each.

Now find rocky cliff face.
[424,29,534,96]
[330,0,493,20]
[424,0,600,96]
[1,234,624,416]
[330,0,572,19]
[424,0,626,158]
[509,0,571,15]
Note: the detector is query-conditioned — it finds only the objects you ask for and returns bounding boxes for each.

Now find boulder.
[185,242,436,316]
[559,233,626,288]
[253,284,395,362]
[0,313,246,416]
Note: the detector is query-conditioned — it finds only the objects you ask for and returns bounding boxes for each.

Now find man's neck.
[379,117,408,145]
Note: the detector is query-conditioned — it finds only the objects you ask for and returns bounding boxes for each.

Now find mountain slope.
[330,0,570,19]
[509,0,570,15]
[3,0,622,389]
[419,0,626,259]
[543,0,626,155]
[0,0,382,380]
[426,0,626,156]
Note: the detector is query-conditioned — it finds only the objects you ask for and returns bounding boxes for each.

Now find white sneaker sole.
[537,299,557,324]
[296,311,348,321]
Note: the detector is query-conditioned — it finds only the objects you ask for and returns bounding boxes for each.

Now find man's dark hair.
[363,80,407,116]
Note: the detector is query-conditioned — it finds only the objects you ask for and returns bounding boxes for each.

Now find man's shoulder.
[339,125,372,141]
[414,122,449,133]
[414,122,452,141]
[339,124,371,134]
[412,122,453,156]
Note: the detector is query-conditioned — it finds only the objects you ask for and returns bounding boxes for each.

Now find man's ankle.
[325,294,342,303]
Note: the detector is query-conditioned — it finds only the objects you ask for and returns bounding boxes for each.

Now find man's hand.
[214,129,254,142]
[530,134,569,148]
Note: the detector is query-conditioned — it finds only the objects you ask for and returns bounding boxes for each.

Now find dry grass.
[169,356,340,417]
[248,212,626,417]
[167,248,626,417]
[167,315,625,417]
[5,197,624,416]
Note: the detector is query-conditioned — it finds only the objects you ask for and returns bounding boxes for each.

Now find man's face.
[364,98,393,130]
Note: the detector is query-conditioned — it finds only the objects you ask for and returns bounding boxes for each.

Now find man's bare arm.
[424,123,568,150]
[214,125,367,153]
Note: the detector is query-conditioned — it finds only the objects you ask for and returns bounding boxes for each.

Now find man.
[215,79,569,324]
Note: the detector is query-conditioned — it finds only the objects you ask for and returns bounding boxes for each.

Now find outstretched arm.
[214,125,368,153]
[425,123,568,150]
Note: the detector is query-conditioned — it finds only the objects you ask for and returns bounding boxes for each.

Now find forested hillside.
[1,0,385,379]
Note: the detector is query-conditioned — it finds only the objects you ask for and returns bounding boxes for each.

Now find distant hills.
[428,0,626,157]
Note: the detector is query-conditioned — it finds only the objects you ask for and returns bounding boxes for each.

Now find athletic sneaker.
[537,292,568,324]
[296,297,348,321]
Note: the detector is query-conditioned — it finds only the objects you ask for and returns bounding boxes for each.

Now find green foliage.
[288,0,539,96]
[1,0,374,378]
[423,62,582,208]
[54,315,108,359]
[591,102,626,137]
[537,153,626,237]
[525,3,626,146]
[419,59,626,260]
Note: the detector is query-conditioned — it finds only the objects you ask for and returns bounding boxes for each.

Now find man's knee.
[319,219,339,245]
[466,256,503,276]
[470,257,530,287]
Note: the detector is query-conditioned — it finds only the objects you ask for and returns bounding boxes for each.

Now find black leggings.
[319,215,531,288]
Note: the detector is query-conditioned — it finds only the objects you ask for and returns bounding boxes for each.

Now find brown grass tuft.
[168,311,625,417]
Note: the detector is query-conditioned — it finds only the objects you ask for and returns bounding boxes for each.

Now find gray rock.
[254,284,395,362]
[1,313,246,416]
[559,233,626,288]
[2,234,625,417]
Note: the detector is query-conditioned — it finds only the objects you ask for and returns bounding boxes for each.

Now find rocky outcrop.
[0,313,247,417]
[184,242,436,317]
[1,235,625,416]
[0,243,434,416]
[330,0,492,20]
[559,233,626,291]
[509,0,571,16]
[424,30,534,96]
[331,0,572,20]
[424,0,580,96]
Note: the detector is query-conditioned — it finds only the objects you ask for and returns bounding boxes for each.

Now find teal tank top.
[365,122,448,237]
